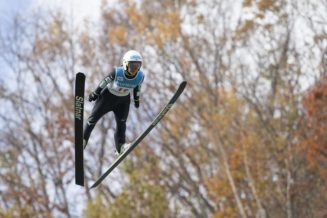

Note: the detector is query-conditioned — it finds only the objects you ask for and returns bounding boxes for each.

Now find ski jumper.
[83,67,144,152]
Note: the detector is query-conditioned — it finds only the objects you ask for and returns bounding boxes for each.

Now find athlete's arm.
[89,69,116,102]
[95,69,115,94]
[133,75,144,108]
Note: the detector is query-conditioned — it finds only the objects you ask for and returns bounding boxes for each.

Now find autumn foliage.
[303,76,327,186]
[1,0,327,217]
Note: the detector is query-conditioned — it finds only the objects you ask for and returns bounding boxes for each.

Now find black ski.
[75,72,85,186]
[90,81,187,188]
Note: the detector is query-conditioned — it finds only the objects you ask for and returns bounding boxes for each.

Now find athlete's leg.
[113,96,130,152]
[83,91,114,148]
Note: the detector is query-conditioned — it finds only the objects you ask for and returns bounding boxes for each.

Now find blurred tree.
[299,75,327,217]
[0,12,77,218]
[303,76,327,182]
[85,147,172,218]
[0,0,327,218]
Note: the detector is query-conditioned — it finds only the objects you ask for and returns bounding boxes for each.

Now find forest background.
[0,0,326,217]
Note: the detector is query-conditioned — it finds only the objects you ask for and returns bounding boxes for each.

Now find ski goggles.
[128,61,142,73]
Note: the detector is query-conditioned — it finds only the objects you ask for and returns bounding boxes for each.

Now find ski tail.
[75,72,85,186]
[90,81,187,188]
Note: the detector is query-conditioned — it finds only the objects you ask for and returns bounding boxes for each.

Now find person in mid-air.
[83,50,144,155]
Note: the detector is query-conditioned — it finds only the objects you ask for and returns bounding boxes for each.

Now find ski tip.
[180,81,187,90]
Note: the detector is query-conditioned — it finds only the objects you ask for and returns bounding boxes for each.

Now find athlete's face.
[128,61,141,75]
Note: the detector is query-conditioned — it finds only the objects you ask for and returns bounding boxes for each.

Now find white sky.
[0,0,31,17]
[0,0,102,25]
[0,0,103,80]
[31,0,102,23]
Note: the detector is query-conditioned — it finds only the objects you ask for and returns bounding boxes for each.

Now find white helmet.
[122,50,143,73]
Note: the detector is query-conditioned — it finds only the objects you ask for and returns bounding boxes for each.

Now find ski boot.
[115,143,131,156]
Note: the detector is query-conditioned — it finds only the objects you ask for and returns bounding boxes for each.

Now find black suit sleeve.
[133,76,144,108]
[94,69,116,94]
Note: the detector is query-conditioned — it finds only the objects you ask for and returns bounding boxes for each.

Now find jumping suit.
[83,67,144,152]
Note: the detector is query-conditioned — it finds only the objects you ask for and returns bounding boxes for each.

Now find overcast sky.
[0,0,31,16]
[0,0,102,26]
[0,0,103,79]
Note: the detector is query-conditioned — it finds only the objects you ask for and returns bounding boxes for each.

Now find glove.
[88,92,99,102]
[134,99,140,108]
